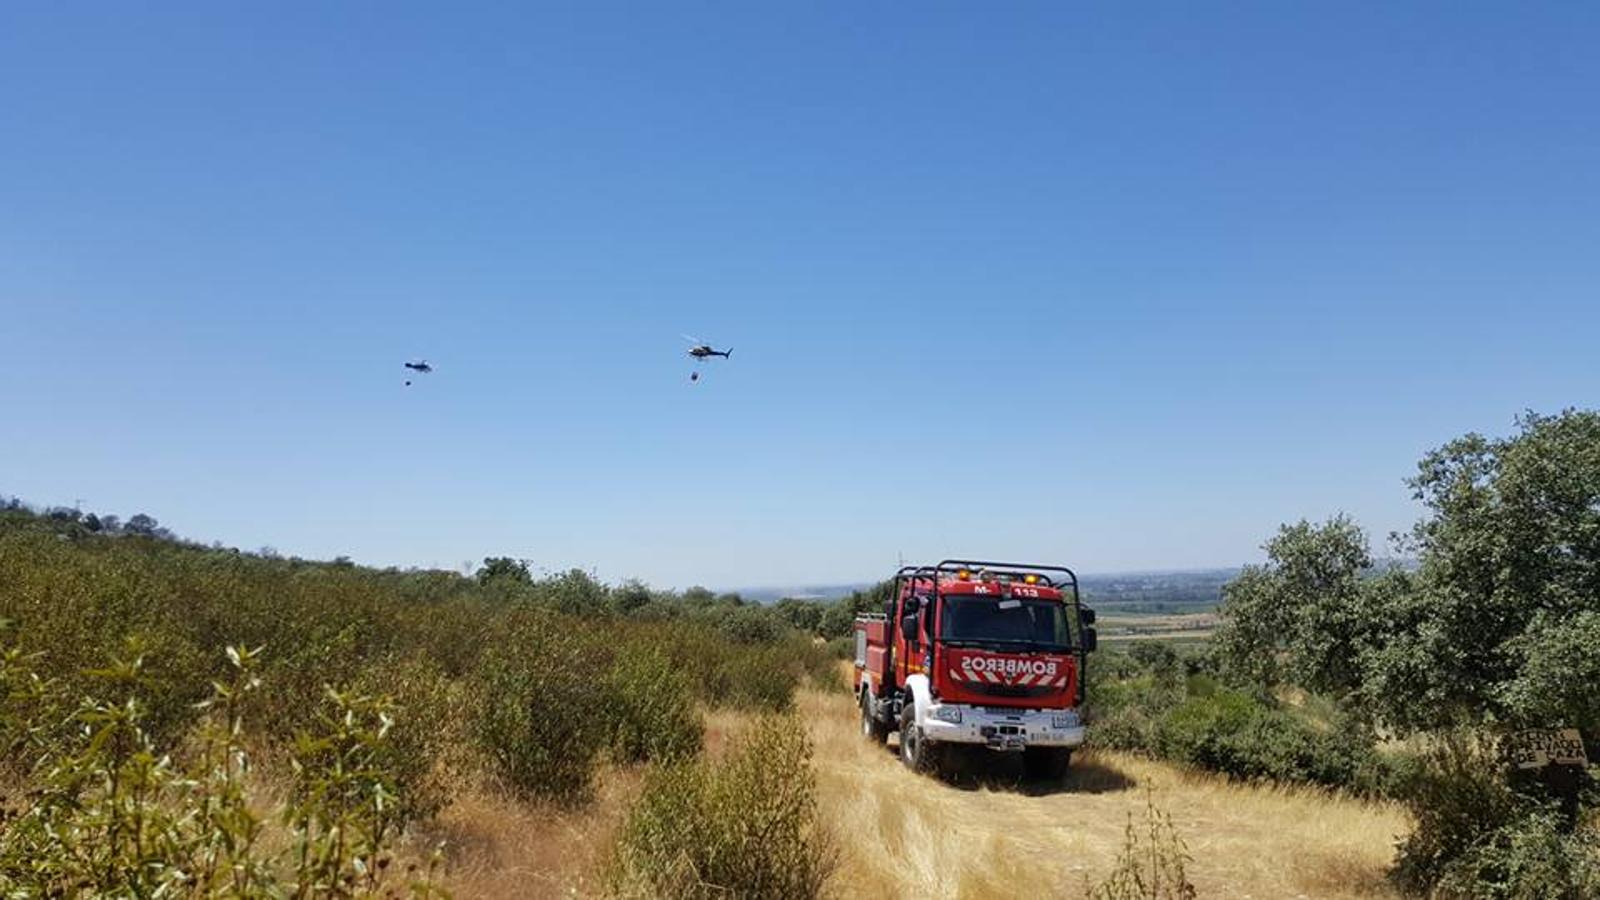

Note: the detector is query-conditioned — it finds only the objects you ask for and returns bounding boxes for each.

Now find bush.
[351,653,461,826]
[603,620,812,713]
[532,568,609,616]
[772,598,824,633]
[1087,648,1412,797]
[716,644,800,712]
[1430,810,1600,900]
[824,635,853,659]
[285,685,419,895]
[1152,690,1390,792]
[252,624,367,745]
[1085,649,1182,755]
[117,628,212,749]
[1088,705,1161,754]
[715,605,784,644]
[0,634,61,773]
[607,647,703,764]
[610,715,832,899]
[0,645,440,896]
[1128,643,1183,690]
[1392,733,1600,898]
[472,612,612,803]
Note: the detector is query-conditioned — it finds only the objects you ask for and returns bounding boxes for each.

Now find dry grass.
[701,706,752,759]
[416,768,643,899]
[803,689,1408,900]
[402,689,1407,898]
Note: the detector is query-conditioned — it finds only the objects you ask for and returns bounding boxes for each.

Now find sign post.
[1502,728,1590,822]
[1503,728,1589,770]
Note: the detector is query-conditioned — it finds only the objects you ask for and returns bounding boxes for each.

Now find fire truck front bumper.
[920,704,1086,751]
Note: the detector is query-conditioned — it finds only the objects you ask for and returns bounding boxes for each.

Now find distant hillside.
[737,568,1242,612]
[735,583,876,604]
[1078,568,1238,613]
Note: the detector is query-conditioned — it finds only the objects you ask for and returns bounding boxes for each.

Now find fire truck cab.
[853,560,1097,778]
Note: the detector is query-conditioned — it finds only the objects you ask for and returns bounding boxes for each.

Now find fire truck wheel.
[899,709,941,775]
[860,692,888,744]
[1023,746,1072,781]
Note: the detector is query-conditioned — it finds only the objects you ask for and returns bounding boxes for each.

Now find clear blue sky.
[3,3,1596,588]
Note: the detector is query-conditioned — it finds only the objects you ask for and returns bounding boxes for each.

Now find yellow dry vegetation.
[423,688,1407,898]
[803,688,1408,900]
[415,769,641,898]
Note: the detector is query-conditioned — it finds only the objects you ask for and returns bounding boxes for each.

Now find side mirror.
[900,615,919,642]
[903,595,922,614]
[1080,607,1097,625]
[1082,627,1098,652]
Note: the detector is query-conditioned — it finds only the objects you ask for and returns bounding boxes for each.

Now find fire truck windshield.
[939,595,1072,650]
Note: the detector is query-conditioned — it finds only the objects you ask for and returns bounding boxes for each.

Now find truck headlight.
[1051,711,1080,729]
[932,705,962,725]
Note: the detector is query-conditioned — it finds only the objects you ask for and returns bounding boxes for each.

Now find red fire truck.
[853,560,1097,778]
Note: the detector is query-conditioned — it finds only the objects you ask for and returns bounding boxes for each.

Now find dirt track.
[803,689,1407,899]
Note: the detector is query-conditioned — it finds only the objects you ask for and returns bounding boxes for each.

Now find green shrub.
[392,596,497,678]
[1089,655,1185,716]
[1392,735,1521,892]
[1087,648,1414,797]
[1429,810,1600,899]
[610,715,833,899]
[607,647,703,764]
[285,685,421,895]
[1183,672,1220,698]
[253,624,367,745]
[606,621,804,712]
[0,644,439,897]
[715,604,784,644]
[0,650,208,895]
[1085,653,1182,756]
[772,598,825,633]
[0,632,59,772]
[472,612,612,803]
[1153,690,1384,791]
[642,623,730,704]
[716,645,800,711]
[1087,705,1161,754]
[1128,643,1183,691]
[116,628,212,749]
[531,567,609,615]
[351,653,461,826]
[1392,733,1600,898]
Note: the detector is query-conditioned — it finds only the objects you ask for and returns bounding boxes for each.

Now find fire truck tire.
[860,692,888,744]
[1023,746,1072,781]
[899,709,941,775]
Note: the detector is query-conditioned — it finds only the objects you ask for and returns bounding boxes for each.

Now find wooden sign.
[1503,728,1588,770]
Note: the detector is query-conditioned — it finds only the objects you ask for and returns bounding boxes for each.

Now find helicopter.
[403,359,432,387]
[682,336,731,384]
[683,336,732,360]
